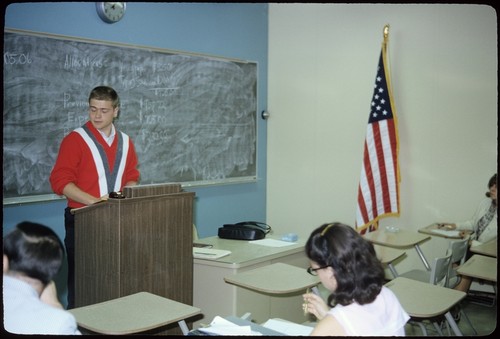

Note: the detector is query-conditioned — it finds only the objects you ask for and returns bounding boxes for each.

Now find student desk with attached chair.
[363,228,432,270]
[470,238,497,258]
[385,277,466,336]
[69,292,201,335]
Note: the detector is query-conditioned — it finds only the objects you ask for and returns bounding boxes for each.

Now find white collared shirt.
[3,275,81,335]
[98,124,116,146]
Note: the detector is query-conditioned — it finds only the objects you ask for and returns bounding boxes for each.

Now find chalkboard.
[3,29,257,203]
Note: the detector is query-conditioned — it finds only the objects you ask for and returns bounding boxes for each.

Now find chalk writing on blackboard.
[3,29,257,203]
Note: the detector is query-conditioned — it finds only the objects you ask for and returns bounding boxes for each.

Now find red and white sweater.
[50,121,140,208]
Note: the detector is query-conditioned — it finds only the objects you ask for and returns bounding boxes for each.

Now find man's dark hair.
[3,221,64,285]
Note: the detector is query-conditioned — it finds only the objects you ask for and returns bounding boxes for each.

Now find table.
[193,236,309,326]
[470,238,497,258]
[373,244,406,278]
[224,262,319,294]
[363,228,431,270]
[457,254,497,283]
[419,223,462,239]
[385,277,466,336]
[68,292,201,335]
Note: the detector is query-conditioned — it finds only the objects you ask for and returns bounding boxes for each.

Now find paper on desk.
[262,318,314,336]
[193,248,231,260]
[248,238,296,247]
[198,316,262,336]
[431,229,461,237]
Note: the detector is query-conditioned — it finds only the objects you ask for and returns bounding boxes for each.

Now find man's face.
[88,99,118,134]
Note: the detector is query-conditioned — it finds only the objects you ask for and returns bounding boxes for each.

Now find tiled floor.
[404,295,497,336]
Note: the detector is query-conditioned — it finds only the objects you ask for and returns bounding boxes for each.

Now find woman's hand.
[303,292,329,320]
[438,223,456,230]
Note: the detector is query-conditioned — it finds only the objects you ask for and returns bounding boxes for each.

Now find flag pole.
[369,24,389,233]
[382,23,401,220]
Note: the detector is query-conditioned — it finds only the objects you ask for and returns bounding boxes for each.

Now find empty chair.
[447,238,469,289]
[446,238,477,335]
[399,249,452,287]
[399,250,453,335]
[401,248,476,336]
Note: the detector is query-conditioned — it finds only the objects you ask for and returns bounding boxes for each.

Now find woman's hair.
[305,222,385,307]
[486,173,497,197]
[3,221,64,285]
[88,85,120,109]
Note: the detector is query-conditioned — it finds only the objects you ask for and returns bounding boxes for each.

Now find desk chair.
[193,223,199,241]
[386,277,466,336]
[399,250,476,335]
[223,263,319,323]
[447,238,469,289]
[68,292,201,335]
[445,238,477,334]
[399,249,452,287]
[399,250,452,335]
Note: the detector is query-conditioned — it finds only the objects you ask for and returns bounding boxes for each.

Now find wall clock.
[96,2,126,24]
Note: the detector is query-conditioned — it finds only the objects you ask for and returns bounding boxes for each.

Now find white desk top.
[363,229,430,248]
[457,254,497,282]
[193,235,305,269]
[69,292,201,335]
[224,262,319,294]
[373,244,405,265]
[385,277,466,318]
[470,238,497,258]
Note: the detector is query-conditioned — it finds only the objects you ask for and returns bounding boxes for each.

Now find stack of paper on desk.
[197,316,262,335]
[262,318,314,336]
[193,248,231,260]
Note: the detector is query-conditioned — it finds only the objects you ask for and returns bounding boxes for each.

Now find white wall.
[267,4,497,273]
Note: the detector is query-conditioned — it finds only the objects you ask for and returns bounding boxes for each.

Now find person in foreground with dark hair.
[302,222,409,336]
[3,221,81,335]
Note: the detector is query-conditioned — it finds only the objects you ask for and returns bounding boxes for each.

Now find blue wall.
[3,2,268,239]
[3,2,267,307]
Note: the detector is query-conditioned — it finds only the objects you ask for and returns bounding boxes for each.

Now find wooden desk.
[457,254,497,282]
[470,238,497,258]
[69,292,201,335]
[385,277,466,336]
[419,223,462,239]
[193,236,309,326]
[363,229,431,270]
[224,262,319,294]
[374,244,405,278]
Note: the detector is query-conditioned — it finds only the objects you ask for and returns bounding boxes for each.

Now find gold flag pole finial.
[383,24,390,40]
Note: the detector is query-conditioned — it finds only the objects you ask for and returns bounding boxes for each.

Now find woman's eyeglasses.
[307,265,329,276]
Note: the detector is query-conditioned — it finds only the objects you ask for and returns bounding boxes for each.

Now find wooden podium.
[72,183,195,329]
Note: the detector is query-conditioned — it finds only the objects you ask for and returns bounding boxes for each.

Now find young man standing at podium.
[50,86,140,309]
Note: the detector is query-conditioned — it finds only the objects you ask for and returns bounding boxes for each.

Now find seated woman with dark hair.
[438,173,497,294]
[302,222,409,336]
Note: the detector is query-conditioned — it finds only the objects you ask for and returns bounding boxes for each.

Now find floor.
[404,294,497,336]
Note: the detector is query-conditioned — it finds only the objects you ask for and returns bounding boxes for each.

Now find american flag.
[355,34,400,233]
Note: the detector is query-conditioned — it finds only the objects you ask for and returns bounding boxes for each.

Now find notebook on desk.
[431,229,461,237]
[193,248,231,260]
